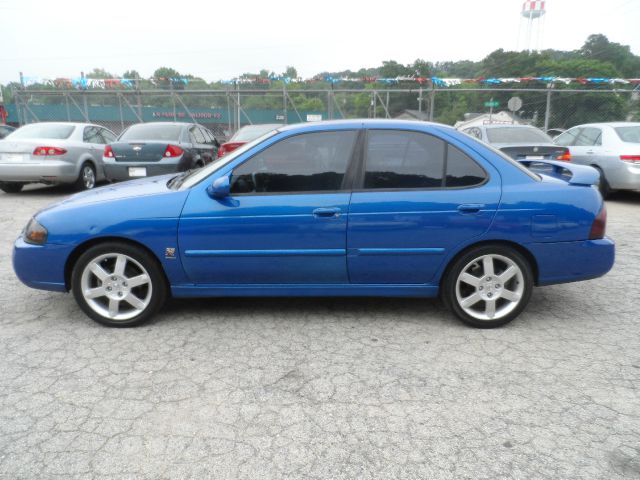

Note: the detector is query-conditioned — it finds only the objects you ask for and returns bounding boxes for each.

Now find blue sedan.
[13,120,614,328]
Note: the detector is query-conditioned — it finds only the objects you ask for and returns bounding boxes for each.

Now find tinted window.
[83,126,103,144]
[100,128,116,143]
[190,126,206,144]
[486,127,553,144]
[199,127,213,144]
[119,124,182,141]
[9,123,75,139]
[574,127,602,146]
[614,126,640,143]
[446,145,486,187]
[554,128,579,146]
[364,130,445,189]
[231,130,357,194]
[463,127,482,139]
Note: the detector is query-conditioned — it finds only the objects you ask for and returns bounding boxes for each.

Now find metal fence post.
[428,88,436,121]
[543,83,553,131]
[283,85,288,124]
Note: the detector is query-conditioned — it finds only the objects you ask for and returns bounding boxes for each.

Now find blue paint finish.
[12,119,615,307]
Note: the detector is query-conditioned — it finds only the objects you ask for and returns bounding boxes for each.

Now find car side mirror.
[207,175,230,199]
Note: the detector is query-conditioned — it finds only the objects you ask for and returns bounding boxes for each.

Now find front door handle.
[313,207,341,218]
[457,203,485,214]
[586,150,595,154]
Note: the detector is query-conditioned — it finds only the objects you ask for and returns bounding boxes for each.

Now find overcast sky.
[1,0,639,84]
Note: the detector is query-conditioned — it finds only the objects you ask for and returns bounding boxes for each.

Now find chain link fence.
[6,86,639,139]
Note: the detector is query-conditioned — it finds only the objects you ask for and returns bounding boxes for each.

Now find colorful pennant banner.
[18,74,640,89]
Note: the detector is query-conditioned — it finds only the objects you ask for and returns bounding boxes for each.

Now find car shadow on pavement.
[607,190,640,204]
[159,296,456,327]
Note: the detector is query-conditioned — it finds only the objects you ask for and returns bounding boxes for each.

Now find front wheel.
[442,245,533,328]
[71,242,167,327]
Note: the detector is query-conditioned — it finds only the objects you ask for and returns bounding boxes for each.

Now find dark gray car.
[103,122,219,182]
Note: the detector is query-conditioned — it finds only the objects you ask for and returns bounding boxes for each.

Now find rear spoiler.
[518,159,599,186]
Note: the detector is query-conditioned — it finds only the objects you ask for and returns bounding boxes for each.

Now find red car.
[217,124,282,158]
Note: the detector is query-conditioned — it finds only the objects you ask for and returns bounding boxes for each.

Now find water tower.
[519,1,546,52]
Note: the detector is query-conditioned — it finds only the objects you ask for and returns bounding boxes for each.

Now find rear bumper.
[103,157,184,181]
[0,160,77,183]
[529,237,615,286]
[606,163,640,190]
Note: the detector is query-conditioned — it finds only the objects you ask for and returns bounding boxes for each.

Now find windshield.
[8,123,75,140]
[614,126,640,143]
[486,127,553,144]
[175,129,280,190]
[230,124,282,142]
[119,124,182,141]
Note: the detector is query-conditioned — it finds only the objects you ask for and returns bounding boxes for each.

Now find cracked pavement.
[1,185,639,479]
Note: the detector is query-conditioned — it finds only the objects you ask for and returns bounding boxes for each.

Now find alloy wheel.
[455,254,525,321]
[80,253,152,321]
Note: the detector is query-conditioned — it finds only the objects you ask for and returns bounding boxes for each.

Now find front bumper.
[103,157,185,181]
[0,160,77,183]
[13,236,70,292]
[529,237,615,286]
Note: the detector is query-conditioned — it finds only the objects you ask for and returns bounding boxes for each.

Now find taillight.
[104,145,114,158]
[217,142,243,158]
[556,150,571,161]
[620,155,640,162]
[589,204,607,240]
[164,144,184,157]
[217,144,228,158]
[33,146,67,156]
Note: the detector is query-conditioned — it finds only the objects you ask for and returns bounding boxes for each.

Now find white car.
[554,122,640,197]
[0,122,116,193]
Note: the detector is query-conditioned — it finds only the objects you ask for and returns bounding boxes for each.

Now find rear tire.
[71,242,167,327]
[442,245,534,328]
[0,182,24,193]
[594,166,611,199]
[74,162,96,191]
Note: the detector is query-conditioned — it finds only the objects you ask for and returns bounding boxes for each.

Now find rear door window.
[363,130,445,189]
[83,126,103,144]
[574,127,602,146]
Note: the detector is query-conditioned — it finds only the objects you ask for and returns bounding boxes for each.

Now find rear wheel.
[594,166,611,199]
[442,245,533,328]
[71,242,167,327]
[74,162,96,191]
[0,182,24,193]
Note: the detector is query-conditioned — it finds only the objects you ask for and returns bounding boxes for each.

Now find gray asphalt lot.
[0,184,639,479]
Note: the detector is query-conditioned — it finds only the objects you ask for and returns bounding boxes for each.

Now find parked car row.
[0,121,222,193]
[460,122,640,197]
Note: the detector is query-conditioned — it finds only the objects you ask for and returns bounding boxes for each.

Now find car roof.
[481,124,539,129]
[572,122,640,128]
[277,119,453,133]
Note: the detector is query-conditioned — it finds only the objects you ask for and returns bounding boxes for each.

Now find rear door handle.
[313,207,341,218]
[586,150,595,154]
[457,203,485,214]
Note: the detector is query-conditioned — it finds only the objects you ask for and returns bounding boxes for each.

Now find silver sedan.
[554,122,640,197]
[0,122,116,193]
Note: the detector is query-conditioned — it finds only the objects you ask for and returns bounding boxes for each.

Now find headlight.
[24,218,48,245]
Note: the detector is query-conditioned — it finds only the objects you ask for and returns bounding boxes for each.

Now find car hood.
[40,174,179,213]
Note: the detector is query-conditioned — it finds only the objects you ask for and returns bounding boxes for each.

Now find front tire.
[71,242,167,327]
[75,162,96,191]
[442,245,533,328]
